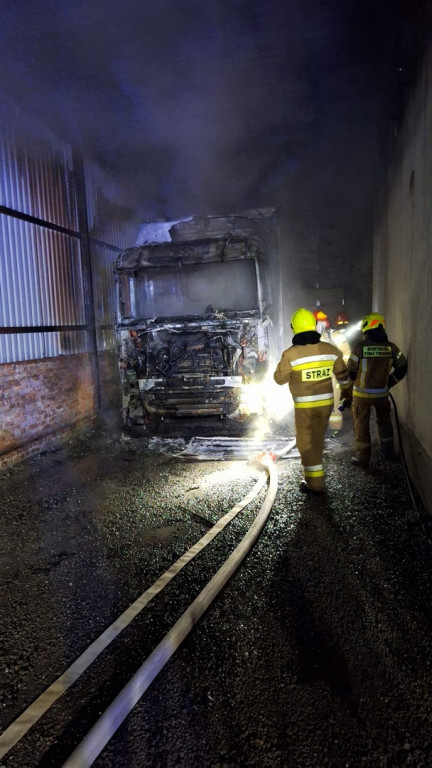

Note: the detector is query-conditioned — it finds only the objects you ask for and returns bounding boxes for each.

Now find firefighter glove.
[338,397,352,412]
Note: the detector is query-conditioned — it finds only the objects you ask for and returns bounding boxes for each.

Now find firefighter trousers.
[352,396,394,464]
[328,374,343,431]
[294,404,333,491]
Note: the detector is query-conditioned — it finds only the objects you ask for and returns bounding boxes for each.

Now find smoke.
[0,0,410,223]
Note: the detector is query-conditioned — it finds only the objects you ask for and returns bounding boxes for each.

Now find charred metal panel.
[117,236,259,271]
[168,209,276,242]
[118,310,270,429]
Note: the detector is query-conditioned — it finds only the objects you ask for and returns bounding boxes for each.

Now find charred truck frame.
[115,211,280,435]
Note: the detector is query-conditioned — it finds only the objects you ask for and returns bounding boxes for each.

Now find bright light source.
[237,372,294,426]
[250,415,271,441]
[345,320,362,338]
[261,374,294,422]
[239,382,265,415]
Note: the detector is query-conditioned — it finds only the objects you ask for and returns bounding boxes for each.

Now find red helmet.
[335,311,349,326]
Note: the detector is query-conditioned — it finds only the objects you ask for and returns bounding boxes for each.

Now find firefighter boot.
[299,479,326,494]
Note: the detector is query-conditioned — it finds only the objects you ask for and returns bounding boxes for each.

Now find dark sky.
[0,0,423,223]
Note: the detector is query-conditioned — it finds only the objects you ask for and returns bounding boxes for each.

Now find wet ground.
[1,414,432,767]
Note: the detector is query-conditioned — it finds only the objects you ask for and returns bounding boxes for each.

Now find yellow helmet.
[361,313,386,333]
[291,308,317,335]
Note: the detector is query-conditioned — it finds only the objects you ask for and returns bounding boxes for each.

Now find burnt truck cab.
[115,212,279,435]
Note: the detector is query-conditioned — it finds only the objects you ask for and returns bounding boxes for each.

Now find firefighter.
[331,311,351,362]
[335,310,349,327]
[313,309,331,339]
[274,308,352,493]
[348,312,408,467]
[328,311,352,432]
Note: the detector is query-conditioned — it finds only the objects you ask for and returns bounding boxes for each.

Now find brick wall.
[0,353,98,468]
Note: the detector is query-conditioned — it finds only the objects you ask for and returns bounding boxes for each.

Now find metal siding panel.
[50,230,61,324]
[3,217,20,325]
[35,225,50,325]
[51,230,62,323]
[26,227,85,327]
[7,218,21,326]
[71,239,85,324]
[0,116,139,364]
[0,217,11,325]
[0,213,87,362]
[0,330,88,364]
[22,222,37,326]
[39,226,53,324]
[30,225,42,325]
[0,117,79,232]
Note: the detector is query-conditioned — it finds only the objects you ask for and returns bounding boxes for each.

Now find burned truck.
[115,211,280,435]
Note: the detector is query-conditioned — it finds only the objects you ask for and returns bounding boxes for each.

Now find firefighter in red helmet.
[313,309,330,339]
[335,310,349,327]
[273,308,352,493]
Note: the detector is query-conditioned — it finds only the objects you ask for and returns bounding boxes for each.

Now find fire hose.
[61,446,293,767]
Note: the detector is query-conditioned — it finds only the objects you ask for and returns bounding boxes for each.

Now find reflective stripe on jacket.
[273,340,352,408]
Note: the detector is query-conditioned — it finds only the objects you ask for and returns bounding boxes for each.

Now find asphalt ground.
[1,414,431,767]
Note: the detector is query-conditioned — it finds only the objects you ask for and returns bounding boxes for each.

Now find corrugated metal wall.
[0,215,85,361]
[0,120,78,230]
[0,115,139,365]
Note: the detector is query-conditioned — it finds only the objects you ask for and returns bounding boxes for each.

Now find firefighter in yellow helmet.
[347,313,408,467]
[274,308,352,493]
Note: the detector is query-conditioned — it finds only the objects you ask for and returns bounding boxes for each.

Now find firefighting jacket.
[330,328,351,363]
[273,331,352,408]
[348,331,407,399]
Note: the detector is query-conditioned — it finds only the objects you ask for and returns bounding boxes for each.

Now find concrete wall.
[373,43,432,514]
